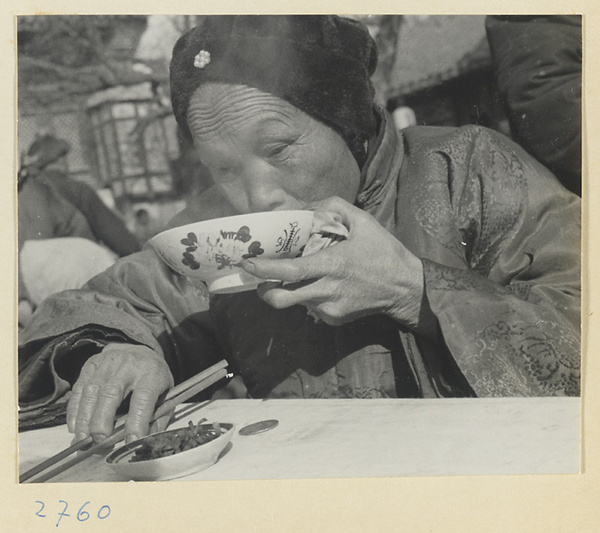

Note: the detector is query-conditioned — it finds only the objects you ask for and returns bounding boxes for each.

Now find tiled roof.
[388,15,492,98]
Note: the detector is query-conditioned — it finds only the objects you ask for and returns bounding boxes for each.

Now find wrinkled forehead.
[187,82,314,139]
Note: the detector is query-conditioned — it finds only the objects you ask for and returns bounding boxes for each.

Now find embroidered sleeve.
[418,127,581,397]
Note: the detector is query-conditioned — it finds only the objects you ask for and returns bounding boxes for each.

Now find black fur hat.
[170,15,378,163]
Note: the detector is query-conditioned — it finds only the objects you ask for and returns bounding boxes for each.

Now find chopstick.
[20,359,229,483]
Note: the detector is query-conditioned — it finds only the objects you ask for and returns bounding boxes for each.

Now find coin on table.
[238,419,279,436]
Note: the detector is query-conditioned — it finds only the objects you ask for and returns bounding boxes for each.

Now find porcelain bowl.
[104,423,235,481]
[149,210,314,294]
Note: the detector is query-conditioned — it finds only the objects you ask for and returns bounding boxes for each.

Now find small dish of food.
[104,420,235,481]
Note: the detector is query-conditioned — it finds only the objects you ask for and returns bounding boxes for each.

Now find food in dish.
[130,419,221,462]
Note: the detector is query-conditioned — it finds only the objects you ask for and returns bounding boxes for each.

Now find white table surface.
[18,397,580,482]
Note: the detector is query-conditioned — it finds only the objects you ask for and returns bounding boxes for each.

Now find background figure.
[17,134,141,326]
[21,134,142,255]
[485,15,582,196]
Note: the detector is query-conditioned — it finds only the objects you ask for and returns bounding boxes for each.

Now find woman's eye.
[264,143,291,158]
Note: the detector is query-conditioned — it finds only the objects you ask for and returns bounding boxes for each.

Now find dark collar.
[355,106,405,212]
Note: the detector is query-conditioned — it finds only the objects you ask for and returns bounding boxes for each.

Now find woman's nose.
[244,171,290,213]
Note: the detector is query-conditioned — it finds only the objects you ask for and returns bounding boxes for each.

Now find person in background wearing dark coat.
[486,15,582,196]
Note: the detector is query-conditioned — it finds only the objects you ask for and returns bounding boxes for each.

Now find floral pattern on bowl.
[180,225,266,271]
[149,211,314,294]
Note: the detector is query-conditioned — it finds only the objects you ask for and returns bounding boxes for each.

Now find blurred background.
[16,15,509,242]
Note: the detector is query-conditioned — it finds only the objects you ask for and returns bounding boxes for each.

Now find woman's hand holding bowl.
[239,196,436,336]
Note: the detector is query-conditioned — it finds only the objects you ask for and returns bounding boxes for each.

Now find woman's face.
[187,83,361,213]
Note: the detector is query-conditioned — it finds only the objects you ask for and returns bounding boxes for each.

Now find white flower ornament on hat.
[194,50,211,69]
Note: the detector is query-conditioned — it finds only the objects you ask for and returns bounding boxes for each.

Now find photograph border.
[4,1,598,531]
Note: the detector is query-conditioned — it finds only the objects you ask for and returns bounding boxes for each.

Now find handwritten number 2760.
[35,500,111,527]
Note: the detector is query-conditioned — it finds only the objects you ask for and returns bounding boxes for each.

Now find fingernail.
[125,434,140,445]
[75,432,88,443]
[92,434,107,444]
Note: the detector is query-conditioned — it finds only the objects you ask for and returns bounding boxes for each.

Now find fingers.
[66,345,174,446]
[72,383,101,443]
[238,256,310,283]
[257,281,347,325]
[124,361,172,443]
[66,382,84,434]
[256,278,350,327]
[238,197,364,285]
[240,245,344,284]
[72,381,127,445]
[307,196,367,229]
[87,384,125,443]
[306,196,352,214]
[124,384,167,444]
[255,280,318,310]
[67,355,100,435]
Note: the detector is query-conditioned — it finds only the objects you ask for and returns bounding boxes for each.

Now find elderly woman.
[19,16,580,445]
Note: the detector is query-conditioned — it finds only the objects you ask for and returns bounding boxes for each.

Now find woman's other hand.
[66,344,173,446]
